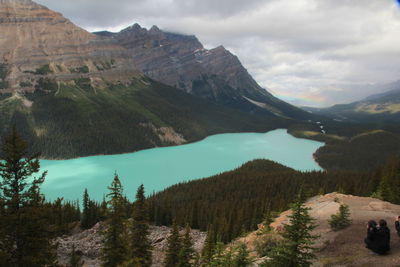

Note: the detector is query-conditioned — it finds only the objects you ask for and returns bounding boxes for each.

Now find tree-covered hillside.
[148,159,378,243]
[0,77,289,159]
[288,121,400,171]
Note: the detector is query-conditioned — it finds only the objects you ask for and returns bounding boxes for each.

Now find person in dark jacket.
[365,220,378,253]
[395,216,400,237]
[375,219,390,255]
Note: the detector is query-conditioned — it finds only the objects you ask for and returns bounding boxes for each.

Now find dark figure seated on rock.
[365,219,390,255]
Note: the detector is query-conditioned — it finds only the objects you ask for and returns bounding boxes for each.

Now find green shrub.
[329,204,352,231]
[35,64,53,75]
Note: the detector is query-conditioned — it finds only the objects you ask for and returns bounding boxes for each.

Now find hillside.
[3,78,288,159]
[148,159,377,243]
[288,120,400,171]
[94,24,312,120]
[0,0,292,159]
[237,192,400,266]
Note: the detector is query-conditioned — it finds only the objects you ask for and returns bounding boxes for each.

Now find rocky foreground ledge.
[236,192,400,266]
[56,224,206,267]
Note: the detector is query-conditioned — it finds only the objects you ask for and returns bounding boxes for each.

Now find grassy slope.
[0,77,289,159]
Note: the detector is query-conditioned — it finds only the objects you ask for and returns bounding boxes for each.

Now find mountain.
[94,24,311,120]
[305,81,400,123]
[0,0,290,159]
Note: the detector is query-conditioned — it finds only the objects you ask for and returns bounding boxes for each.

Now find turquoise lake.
[40,129,324,202]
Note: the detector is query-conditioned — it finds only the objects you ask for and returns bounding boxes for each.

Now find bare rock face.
[0,0,138,91]
[56,223,206,267]
[96,24,262,95]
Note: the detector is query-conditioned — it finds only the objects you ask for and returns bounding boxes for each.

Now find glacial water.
[40,129,324,202]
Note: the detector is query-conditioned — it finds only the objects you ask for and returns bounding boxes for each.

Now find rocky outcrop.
[0,0,139,91]
[56,223,206,267]
[95,25,311,120]
[235,192,400,266]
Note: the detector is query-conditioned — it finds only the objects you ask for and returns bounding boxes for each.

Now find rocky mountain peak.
[149,25,161,34]
[94,23,311,119]
[122,23,143,33]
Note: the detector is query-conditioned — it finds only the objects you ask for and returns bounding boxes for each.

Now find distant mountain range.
[0,0,310,158]
[305,81,400,123]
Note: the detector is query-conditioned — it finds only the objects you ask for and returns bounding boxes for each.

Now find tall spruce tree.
[81,188,91,229]
[207,242,227,267]
[201,226,215,265]
[0,126,56,267]
[164,222,182,267]
[263,191,319,267]
[178,225,195,267]
[130,184,152,266]
[102,173,127,267]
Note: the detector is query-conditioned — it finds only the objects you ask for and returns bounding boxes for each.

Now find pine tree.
[201,226,215,265]
[328,204,352,231]
[207,242,227,267]
[129,184,152,266]
[207,242,252,267]
[102,173,127,267]
[233,243,252,267]
[81,188,91,229]
[164,222,182,267]
[376,175,393,202]
[263,191,319,267]
[178,225,195,267]
[0,126,56,267]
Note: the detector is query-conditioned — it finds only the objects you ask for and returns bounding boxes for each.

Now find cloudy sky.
[35,0,400,107]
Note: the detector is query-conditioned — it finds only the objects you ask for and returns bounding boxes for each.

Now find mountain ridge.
[93,24,311,120]
[305,81,400,122]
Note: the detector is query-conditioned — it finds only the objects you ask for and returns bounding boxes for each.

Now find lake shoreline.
[39,128,325,161]
[41,129,324,202]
